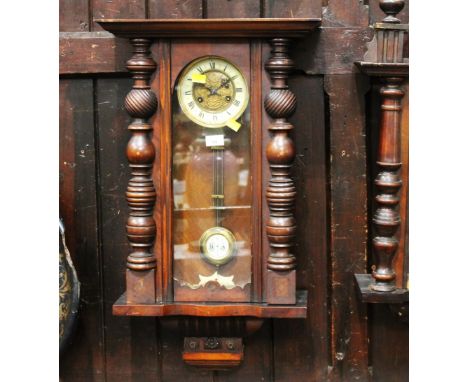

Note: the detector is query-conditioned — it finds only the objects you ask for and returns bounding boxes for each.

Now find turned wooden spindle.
[264,38,297,304]
[371,77,405,292]
[124,38,158,303]
[366,0,407,292]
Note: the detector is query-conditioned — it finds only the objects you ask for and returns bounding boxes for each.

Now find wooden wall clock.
[97,18,320,368]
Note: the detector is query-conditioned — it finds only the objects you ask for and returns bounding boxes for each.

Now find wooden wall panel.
[59,79,105,381]
[323,0,368,27]
[264,0,322,18]
[294,28,373,75]
[91,0,146,31]
[59,80,77,258]
[206,0,260,18]
[371,305,408,381]
[59,32,130,75]
[325,74,370,381]
[148,0,203,19]
[96,78,160,381]
[59,0,89,32]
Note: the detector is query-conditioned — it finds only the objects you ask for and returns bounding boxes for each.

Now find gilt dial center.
[193,71,235,113]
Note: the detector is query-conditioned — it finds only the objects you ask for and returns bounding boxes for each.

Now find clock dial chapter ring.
[176,55,249,128]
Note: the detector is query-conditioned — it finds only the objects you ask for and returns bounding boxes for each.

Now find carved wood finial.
[264,38,297,304]
[379,0,405,24]
[371,77,405,292]
[373,0,408,64]
[124,38,158,273]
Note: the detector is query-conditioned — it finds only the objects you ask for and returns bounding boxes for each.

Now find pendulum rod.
[212,144,225,226]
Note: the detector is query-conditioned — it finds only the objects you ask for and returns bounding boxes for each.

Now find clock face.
[177,56,249,128]
[200,227,236,266]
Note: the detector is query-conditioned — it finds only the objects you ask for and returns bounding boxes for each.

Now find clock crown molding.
[95,18,321,39]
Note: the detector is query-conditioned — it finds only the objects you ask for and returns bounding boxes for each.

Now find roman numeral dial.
[177,56,249,129]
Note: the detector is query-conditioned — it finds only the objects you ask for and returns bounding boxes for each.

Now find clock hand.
[208,78,230,96]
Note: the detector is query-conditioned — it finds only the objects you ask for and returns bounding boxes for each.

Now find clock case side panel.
[151,40,172,303]
[151,38,264,304]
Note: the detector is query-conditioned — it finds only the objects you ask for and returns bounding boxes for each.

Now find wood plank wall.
[59,1,409,381]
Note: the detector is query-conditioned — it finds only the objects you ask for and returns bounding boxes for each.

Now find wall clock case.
[97,18,320,369]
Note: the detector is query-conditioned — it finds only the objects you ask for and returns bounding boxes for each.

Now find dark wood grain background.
[59,1,409,380]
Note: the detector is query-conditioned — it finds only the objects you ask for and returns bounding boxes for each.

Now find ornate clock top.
[95,18,320,38]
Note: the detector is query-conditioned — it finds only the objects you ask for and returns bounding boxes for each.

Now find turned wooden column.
[369,0,407,292]
[264,38,297,304]
[372,77,404,291]
[124,38,158,303]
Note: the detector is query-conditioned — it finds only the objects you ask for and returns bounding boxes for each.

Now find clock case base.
[113,290,307,318]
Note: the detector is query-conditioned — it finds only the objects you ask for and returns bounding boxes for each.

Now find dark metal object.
[59,220,80,354]
[183,337,243,369]
[204,337,220,349]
